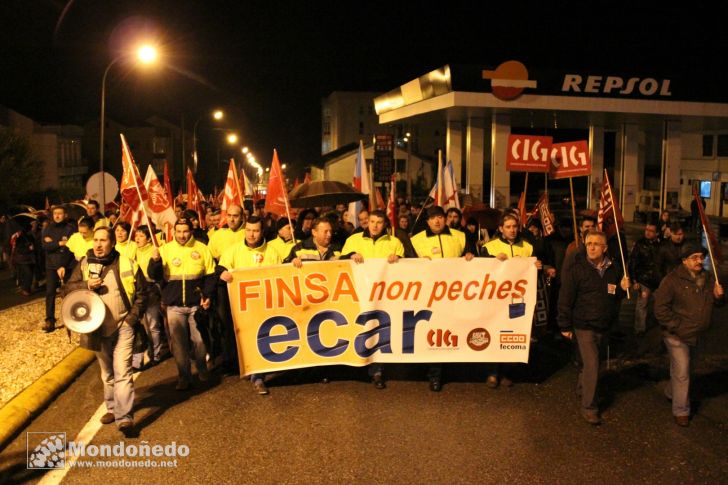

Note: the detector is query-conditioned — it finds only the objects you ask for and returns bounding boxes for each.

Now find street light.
[226,133,238,145]
[192,109,224,173]
[99,43,158,205]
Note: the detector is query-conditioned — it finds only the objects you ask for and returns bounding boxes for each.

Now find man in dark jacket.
[656,223,685,279]
[559,230,630,425]
[628,223,661,335]
[41,206,76,332]
[653,243,724,427]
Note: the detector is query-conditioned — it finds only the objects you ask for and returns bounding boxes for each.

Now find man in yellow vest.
[207,204,245,371]
[341,209,404,389]
[67,217,95,261]
[410,206,475,391]
[482,213,540,389]
[64,227,148,436]
[218,215,278,392]
[266,217,295,263]
[149,218,216,391]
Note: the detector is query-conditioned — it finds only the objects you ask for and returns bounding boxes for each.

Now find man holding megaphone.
[64,226,148,436]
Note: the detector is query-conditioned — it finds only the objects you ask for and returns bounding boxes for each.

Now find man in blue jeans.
[654,243,724,427]
[149,219,216,391]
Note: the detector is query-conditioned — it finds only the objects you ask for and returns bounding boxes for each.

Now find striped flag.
[348,140,370,228]
[597,169,624,238]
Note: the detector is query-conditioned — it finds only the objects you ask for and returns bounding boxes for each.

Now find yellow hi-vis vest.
[410,227,466,258]
[208,227,246,260]
[341,231,405,258]
[80,255,137,304]
[158,238,216,306]
[483,236,533,259]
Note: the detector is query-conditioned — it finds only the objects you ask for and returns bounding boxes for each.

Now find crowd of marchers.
[4,199,723,434]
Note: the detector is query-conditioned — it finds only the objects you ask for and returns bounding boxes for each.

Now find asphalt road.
[1,324,727,484]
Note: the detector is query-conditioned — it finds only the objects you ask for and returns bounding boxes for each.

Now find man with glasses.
[654,244,724,427]
[559,230,630,425]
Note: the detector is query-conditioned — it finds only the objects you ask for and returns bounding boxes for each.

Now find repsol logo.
[562,75,672,97]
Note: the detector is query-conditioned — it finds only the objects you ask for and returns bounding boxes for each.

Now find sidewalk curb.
[0,347,95,450]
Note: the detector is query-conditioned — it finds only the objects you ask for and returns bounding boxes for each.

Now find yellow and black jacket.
[283,238,342,263]
[148,237,216,307]
[410,227,467,258]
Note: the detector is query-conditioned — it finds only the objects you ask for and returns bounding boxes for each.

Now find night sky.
[1,1,726,181]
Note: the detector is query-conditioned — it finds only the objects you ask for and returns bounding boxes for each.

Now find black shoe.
[42,320,55,333]
[118,421,135,437]
[100,412,115,425]
[429,379,442,392]
[372,373,386,389]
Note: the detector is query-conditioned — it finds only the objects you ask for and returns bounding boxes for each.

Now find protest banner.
[228,258,537,375]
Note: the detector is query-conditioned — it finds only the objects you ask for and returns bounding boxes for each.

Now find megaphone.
[61,290,106,334]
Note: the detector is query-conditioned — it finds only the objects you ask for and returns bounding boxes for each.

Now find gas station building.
[374,61,728,220]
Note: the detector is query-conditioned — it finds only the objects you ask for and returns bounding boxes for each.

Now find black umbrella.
[288,181,367,208]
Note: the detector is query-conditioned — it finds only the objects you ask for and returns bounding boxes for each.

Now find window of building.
[717,134,728,157]
[702,134,714,157]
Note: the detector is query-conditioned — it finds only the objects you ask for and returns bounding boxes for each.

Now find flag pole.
[604,170,629,298]
[121,135,158,248]
[569,177,578,246]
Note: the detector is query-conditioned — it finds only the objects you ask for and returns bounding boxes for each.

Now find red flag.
[387,174,397,230]
[534,192,556,236]
[597,169,624,238]
[517,191,527,228]
[120,134,150,212]
[375,186,386,210]
[186,168,206,229]
[263,149,289,217]
[303,172,311,184]
[143,165,176,239]
[219,159,244,228]
[693,186,722,262]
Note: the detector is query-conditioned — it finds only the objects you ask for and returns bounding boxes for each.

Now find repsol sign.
[561,74,672,97]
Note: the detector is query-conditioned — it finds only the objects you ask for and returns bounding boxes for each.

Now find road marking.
[37,371,141,485]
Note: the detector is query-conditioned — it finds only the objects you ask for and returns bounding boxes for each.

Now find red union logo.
[500,333,527,343]
[427,329,459,348]
[466,328,491,351]
[482,60,537,100]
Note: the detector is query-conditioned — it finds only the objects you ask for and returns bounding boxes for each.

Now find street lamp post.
[192,109,223,174]
[98,45,158,206]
